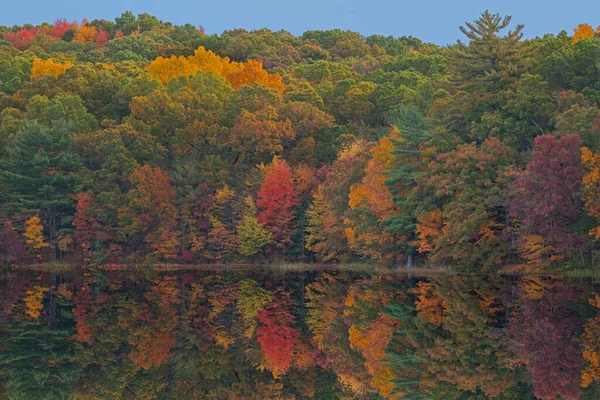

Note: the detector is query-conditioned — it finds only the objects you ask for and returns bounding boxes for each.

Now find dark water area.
[1,268,599,399]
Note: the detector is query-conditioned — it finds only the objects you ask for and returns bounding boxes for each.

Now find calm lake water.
[1,267,599,399]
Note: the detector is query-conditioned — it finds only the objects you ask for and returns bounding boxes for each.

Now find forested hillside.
[0,11,599,269]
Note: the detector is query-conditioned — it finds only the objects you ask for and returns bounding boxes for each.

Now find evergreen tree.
[450,11,524,91]
[384,107,432,267]
[0,120,81,248]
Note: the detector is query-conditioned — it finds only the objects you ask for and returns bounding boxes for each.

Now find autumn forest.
[0,12,600,270]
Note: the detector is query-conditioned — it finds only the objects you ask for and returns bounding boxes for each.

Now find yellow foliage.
[148,46,285,94]
[214,185,235,206]
[519,235,556,263]
[31,58,73,78]
[24,286,50,319]
[24,216,48,250]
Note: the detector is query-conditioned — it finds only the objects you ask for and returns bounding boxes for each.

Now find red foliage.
[52,18,78,39]
[257,160,299,249]
[73,193,103,260]
[0,220,31,264]
[510,134,583,255]
[96,29,110,47]
[256,301,300,376]
[3,28,38,49]
[510,281,582,400]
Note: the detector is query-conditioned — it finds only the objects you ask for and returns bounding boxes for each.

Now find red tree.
[0,220,31,264]
[3,28,38,49]
[73,193,104,261]
[52,19,78,39]
[257,159,298,252]
[96,30,110,47]
[510,134,583,256]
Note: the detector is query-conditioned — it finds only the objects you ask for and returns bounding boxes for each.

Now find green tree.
[0,120,81,251]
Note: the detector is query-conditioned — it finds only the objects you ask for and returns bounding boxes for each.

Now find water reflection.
[0,268,599,399]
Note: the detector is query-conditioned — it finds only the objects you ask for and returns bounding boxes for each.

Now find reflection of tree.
[419,277,515,398]
[510,279,582,400]
[0,268,595,399]
[0,321,82,399]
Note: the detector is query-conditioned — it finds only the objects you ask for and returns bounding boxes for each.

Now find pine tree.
[450,11,524,91]
[384,107,432,267]
[0,120,81,251]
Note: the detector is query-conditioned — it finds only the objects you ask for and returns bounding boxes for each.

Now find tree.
[572,24,597,44]
[0,120,81,252]
[346,134,398,261]
[118,165,180,260]
[31,58,73,79]
[384,107,433,267]
[418,138,513,268]
[510,134,583,261]
[237,196,273,257]
[449,11,524,91]
[257,158,299,253]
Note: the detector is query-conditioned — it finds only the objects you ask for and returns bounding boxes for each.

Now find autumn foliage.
[148,47,285,93]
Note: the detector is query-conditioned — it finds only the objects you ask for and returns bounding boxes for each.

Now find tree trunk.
[406,253,413,270]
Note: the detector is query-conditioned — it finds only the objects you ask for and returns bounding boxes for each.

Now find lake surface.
[0,268,599,399]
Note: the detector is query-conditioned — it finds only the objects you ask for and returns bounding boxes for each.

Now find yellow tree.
[31,58,73,78]
[24,216,48,253]
[148,46,285,93]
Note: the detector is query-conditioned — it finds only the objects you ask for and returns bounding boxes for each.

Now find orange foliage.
[572,24,598,43]
[348,314,400,399]
[74,21,97,42]
[346,135,398,259]
[31,58,73,79]
[582,295,600,387]
[415,209,444,253]
[148,46,285,93]
[582,147,600,239]
[410,281,446,325]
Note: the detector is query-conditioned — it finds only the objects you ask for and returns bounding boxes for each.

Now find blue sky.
[1,1,599,45]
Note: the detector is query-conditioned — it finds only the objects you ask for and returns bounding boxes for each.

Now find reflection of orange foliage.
[518,276,556,300]
[129,330,176,370]
[410,281,445,325]
[24,286,49,319]
[148,46,285,94]
[582,295,600,387]
[348,314,400,399]
[256,302,299,378]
